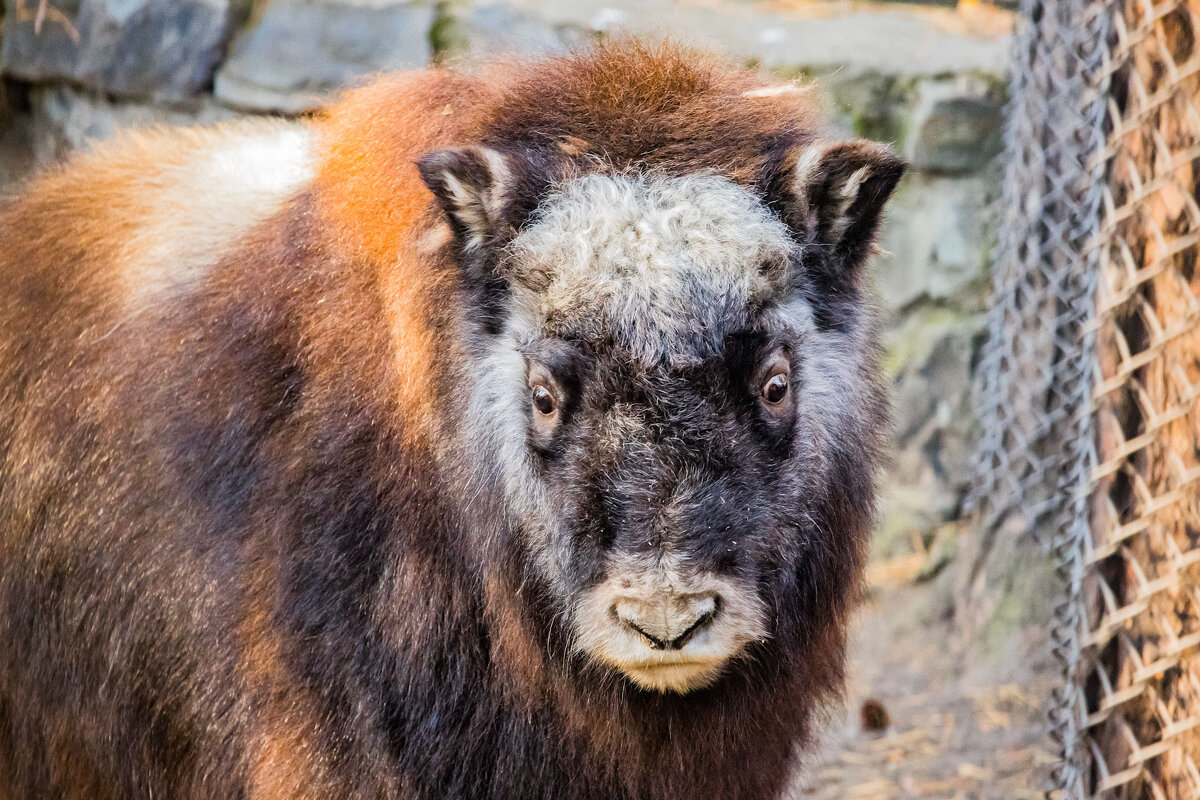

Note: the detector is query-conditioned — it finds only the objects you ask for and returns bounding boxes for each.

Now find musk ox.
[0,41,902,800]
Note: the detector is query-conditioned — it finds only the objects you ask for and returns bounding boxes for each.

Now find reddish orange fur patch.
[313,70,496,264]
[313,71,502,441]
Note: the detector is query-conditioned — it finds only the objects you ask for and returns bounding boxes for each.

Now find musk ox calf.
[0,42,902,800]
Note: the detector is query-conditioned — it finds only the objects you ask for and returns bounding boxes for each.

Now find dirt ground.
[791,531,1060,799]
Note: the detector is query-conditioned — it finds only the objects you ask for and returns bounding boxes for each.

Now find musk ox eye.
[762,373,789,404]
[531,384,557,416]
[526,362,565,446]
[756,351,792,413]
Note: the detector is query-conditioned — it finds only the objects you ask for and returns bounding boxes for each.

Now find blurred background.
[0,2,1051,798]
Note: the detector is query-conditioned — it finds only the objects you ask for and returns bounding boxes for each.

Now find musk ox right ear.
[417,145,514,253]
[417,145,556,256]
[417,145,559,332]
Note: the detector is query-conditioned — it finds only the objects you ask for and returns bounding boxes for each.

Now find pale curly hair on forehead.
[503,172,799,366]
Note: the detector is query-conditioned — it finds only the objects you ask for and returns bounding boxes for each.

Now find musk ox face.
[499,174,806,693]
[418,140,902,694]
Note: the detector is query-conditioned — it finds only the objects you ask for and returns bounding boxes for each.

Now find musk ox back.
[0,42,902,800]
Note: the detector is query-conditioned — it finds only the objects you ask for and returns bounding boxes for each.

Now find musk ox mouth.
[619,659,728,693]
[571,560,770,694]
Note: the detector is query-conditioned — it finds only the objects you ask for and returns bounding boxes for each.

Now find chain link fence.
[972,0,1200,796]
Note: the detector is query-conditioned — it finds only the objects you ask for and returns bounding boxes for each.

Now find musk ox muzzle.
[573,560,768,693]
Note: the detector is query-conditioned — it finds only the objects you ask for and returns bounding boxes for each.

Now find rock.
[24,83,238,166]
[441,1,585,64]
[214,0,434,114]
[810,70,916,143]
[885,308,980,445]
[492,0,1012,78]
[874,173,994,312]
[906,78,1005,174]
[875,305,985,551]
[0,86,39,191]
[1,0,234,102]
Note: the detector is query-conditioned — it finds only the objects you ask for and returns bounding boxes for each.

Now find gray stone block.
[214,1,434,114]
[449,2,583,62]
[874,173,993,312]
[907,79,1004,174]
[879,305,985,541]
[25,83,238,165]
[1,0,233,102]
[488,0,1012,78]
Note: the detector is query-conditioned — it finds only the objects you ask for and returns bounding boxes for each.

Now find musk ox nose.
[612,592,719,651]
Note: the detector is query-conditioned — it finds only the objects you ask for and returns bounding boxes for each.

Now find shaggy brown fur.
[0,41,900,799]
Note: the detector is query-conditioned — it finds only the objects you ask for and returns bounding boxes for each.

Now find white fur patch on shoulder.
[742,83,809,98]
[119,121,314,306]
[505,173,796,365]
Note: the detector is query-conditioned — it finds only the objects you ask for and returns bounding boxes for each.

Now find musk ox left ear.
[775,140,905,268]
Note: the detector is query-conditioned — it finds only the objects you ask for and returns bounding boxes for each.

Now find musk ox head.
[418,137,902,695]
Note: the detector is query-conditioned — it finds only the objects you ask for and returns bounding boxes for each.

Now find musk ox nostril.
[664,606,717,650]
[613,593,719,651]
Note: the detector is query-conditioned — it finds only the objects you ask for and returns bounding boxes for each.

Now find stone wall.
[0,0,1013,564]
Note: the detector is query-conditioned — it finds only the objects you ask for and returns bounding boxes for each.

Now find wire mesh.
[973,0,1200,796]
[971,0,1113,785]
[1084,1,1200,796]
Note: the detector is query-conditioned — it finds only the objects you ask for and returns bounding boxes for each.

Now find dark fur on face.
[0,41,901,800]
